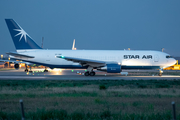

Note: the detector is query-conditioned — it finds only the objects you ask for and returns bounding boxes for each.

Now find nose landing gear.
[158,69,163,76]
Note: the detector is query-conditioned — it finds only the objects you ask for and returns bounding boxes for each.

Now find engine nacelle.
[14,63,20,70]
[107,64,121,73]
[97,64,121,73]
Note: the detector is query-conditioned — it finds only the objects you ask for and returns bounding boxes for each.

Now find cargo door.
[45,54,50,62]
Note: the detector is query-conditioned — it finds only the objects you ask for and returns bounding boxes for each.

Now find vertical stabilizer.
[5,19,42,50]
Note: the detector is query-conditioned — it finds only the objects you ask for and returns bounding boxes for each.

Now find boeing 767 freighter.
[1,19,176,76]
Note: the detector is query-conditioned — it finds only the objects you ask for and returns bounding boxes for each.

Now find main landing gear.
[44,67,48,72]
[29,66,32,73]
[84,66,96,76]
[85,71,96,76]
[24,64,33,73]
[24,64,28,72]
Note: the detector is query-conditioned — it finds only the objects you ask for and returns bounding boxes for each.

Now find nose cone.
[171,58,177,66]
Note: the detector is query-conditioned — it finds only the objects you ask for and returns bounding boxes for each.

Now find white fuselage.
[13,49,176,70]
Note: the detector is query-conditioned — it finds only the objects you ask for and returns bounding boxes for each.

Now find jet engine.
[14,63,20,70]
[97,64,121,73]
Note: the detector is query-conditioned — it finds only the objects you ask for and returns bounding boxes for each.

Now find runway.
[0,68,180,80]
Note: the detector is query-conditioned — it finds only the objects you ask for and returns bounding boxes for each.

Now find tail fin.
[5,19,42,50]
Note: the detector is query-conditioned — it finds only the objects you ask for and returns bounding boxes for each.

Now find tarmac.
[0,68,180,80]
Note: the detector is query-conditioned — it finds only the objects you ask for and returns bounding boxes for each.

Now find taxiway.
[0,68,180,80]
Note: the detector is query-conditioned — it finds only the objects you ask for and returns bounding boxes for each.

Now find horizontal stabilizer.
[0,59,27,64]
[6,52,35,58]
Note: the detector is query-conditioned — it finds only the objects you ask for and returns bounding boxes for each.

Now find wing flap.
[56,55,106,67]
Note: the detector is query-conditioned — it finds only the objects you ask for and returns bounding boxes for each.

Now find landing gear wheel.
[44,67,48,72]
[24,64,28,72]
[44,69,48,72]
[29,66,32,73]
[85,72,90,76]
[158,69,163,76]
[90,71,95,76]
[158,73,162,76]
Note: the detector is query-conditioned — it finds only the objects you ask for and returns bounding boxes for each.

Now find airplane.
[1,19,176,76]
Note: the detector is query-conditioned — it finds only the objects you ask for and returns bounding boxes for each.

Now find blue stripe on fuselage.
[121,66,160,69]
[21,60,160,70]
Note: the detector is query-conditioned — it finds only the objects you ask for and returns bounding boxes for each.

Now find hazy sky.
[0,0,180,56]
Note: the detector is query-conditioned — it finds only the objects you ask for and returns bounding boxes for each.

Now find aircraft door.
[45,55,50,62]
[154,55,159,62]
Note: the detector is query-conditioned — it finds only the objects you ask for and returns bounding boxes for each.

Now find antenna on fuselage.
[162,48,164,52]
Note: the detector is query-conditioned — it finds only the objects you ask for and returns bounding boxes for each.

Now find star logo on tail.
[14,26,31,42]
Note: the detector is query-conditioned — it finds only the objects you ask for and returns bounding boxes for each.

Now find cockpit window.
[166,56,173,58]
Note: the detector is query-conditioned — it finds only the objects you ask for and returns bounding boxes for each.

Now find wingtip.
[55,55,65,59]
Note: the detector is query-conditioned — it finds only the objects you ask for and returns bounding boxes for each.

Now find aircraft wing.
[56,55,106,67]
[6,52,35,58]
